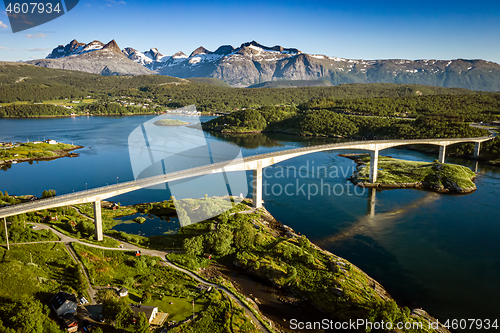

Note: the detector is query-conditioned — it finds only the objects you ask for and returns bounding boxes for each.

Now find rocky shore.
[0,145,83,167]
[340,153,477,194]
[205,200,452,333]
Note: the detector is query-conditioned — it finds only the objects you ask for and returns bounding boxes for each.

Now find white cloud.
[26,33,48,39]
[106,0,126,6]
[0,46,51,52]
[0,20,8,29]
[27,47,52,52]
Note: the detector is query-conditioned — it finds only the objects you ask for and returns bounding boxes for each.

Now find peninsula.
[0,140,82,166]
[0,195,451,333]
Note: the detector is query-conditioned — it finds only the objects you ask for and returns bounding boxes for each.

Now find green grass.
[0,98,95,107]
[356,156,476,191]
[154,119,190,126]
[145,296,209,323]
[0,142,79,161]
[170,290,260,333]
[0,225,59,244]
[82,236,121,248]
[0,243,82,300]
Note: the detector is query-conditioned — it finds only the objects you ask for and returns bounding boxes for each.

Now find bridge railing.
[0,135,494,217]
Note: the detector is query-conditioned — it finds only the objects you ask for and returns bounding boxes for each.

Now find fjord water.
[1,115,500,328]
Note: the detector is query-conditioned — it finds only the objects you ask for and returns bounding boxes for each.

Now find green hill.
[247,79,333,88]
[188,77,231,87]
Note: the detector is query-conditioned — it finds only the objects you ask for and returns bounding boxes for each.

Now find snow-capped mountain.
[122,47,170,68]
[32,39,500,90]
[29,39,152,76]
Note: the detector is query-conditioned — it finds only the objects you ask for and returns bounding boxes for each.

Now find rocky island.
[341,153,477,193]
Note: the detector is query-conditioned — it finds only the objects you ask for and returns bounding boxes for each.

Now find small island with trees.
[342,154,478,193]
[153,119,190,126]
[0,140,82,166]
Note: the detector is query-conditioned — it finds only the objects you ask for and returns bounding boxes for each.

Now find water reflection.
[314,189,441,246]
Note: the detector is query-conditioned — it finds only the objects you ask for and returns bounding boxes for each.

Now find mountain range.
[26,39,500,91]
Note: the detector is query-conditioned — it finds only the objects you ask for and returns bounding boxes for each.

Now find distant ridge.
[28,39,500,91]
[27,39,152,76]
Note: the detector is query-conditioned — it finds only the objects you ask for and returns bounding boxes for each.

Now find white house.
[130,305,158,323]
[118,287,128,297]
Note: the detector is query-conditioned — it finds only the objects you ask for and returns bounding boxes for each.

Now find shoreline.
[204,127,500,167]
[0,112,221,119]
[339,153,477,193]
[209,200,451,333]
[0,145,84,167]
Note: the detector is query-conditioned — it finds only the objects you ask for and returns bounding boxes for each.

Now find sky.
[1,0,500,63]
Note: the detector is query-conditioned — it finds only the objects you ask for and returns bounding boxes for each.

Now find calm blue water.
[1,115,500,329]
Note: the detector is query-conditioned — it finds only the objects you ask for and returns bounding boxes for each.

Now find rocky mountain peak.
[145,48,165,61]
[46,39,85,59]
[101,40,122,54]
[122,47,138,57]
[214,45,235,55]
[172,51,188,59]
[238,41,301,54]
[189,46,210,57]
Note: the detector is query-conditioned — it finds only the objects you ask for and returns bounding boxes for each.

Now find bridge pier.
[93,200,103,241]
[438,146,446,164]
[252,168,263,208]
[369,150,379,183]
[474,142,481,158]
[367,189,376,217]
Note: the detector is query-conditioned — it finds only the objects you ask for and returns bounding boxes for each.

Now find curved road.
[0,134,494,219]
[10,224,271,333]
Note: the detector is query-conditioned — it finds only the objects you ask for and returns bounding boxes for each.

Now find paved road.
[9,224,271,333]
[1,134,493,220]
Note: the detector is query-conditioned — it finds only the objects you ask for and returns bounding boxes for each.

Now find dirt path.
[64,243,97,304]
[10,223,271,333]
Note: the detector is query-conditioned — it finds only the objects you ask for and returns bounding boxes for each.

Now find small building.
[62,314,78,333]
[45,139,57,145]
[196,284,212,292]
[118,287,128,297]
[135,250,141,257]
[130,305,158,324]
[49,291,78,317]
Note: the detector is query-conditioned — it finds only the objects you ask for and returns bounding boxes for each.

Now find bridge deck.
[0,136,493,219]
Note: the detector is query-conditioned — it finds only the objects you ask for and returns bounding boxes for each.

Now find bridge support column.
[369,150,379,183]
[252,168,263,208]
[474,142,481,158]
[367,189,376,217]
[3,217,9,250]
[93,200,103,241]
[438,146,446,164]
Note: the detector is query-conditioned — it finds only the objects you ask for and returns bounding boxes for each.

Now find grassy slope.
[247,79,333,88]
[72,242,258,332]
[154,119,190,126]
[162,200,437,332]
[0,243,82,300]
[355,156,476,191]
[0,142,79,162]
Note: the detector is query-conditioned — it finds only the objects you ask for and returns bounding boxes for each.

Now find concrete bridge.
[0,135,493,243]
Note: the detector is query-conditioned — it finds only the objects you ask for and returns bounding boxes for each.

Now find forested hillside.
[0,62,484,113]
